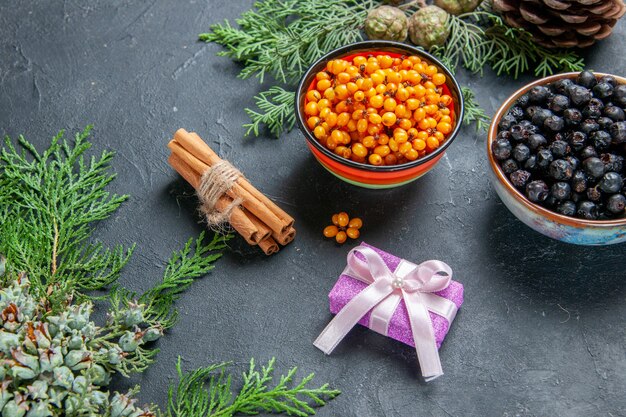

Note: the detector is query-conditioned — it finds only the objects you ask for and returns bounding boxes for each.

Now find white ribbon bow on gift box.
[313,245,458,381]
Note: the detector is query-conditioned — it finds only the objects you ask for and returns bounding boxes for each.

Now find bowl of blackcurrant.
[488,71,626,245]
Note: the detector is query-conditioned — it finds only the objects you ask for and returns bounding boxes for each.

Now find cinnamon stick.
[169,134,287,235]
[168,154,264,244]
[272,227,296,246]
[258,237,279,255]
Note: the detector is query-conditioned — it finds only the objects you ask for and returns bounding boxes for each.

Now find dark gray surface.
[1,1,625,416]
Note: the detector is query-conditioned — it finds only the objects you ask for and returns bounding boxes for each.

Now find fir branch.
[244,87,296,138]
[461,87,491,132]
[167,357,340,417]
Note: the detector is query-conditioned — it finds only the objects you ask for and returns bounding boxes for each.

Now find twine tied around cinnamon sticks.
[167,129,295,255]
[197,160,243,228]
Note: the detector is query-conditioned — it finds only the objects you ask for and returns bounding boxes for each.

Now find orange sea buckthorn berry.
[335,84,350,100]
[346,119,357,132]
[353,56,367,66]
[352,142,368,158]
[337,212,349,227]
[378,133,390,145]
[368,153,383,166]
[399,142,412,154]
[324,225,339,238]
[365,61,379,74]
[375,84,387,94]
[349,216,362,229]
[313,124,326,139]
[371,71,385,85]
[316,71,330,81]
[306,90,321,102]
[336,231,347,244]
[437,122,452,134]
[394,129,408,144]
[434,131,445,141]
[307,116,320,130]
[382,112,397,127]
[323,88,336,100]
[369,95,384,108]
[317,98,330,111]
[346,227,360,239]
[414,84,426,98]
[379,55,393,68]
[413,139,426,151]
[432,73,446,86]
[362,135,376,148]
[354,90,365,102]
[388,71,402,84]
[396,88,410,102]
[337,112,350,127]
[418,118,430,130]
[332,214,340,226]
[425,65,438,76]
[394,104,407,118]
[357,119,368,133]
[389,138,399,152]
[317,79,331,92]
[383,98,397,112]
[365,87,377,98]
[406,98,420,110]
[305,101,319,116]
[405,148,419,161]
[385,153,398,165]
[368,113,382,125]
[335,146,351,159]
[426,136,439,150]
[347,82,359,94]
[374,145,390,157]
[337,72,351,84]
[326,112,338,128]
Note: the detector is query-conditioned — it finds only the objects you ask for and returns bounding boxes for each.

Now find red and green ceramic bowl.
[295,41,464,189]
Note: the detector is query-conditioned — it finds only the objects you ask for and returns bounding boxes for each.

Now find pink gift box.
[328,243,464,349]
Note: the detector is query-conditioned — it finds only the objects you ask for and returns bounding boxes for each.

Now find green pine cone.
[0,276,155,417]
[434,0,482,15]
[364,5,408,42]
[408,5,450,49]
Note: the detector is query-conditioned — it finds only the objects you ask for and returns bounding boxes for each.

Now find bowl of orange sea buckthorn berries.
[295,40,464,189]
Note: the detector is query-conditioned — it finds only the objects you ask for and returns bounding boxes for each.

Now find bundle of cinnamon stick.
[167,129,295,255]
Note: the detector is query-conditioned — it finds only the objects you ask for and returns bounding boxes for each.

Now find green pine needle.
[461,87,491,132]
[167,357,340,417]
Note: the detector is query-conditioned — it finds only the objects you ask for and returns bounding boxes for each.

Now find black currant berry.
[607,194,626,214]
[567,131,587,151]
[610,121,626,144]
[513,144,531,162]
[591,130,612,151]
[549,140,569,158]
[593,82,613,99]
[551,182,571,200]
[526,180,549,202]
[568,85,592,107]
[583,157,605,178]
[492,138,512,160]
[544,115,565,132]
[536,149,554,169]
[604,106,625,122]
[577,201,599,220]
[528,86,550,103]
[549,159,574,180]
[598,172,623,193]
[510,170,531,188]
[571,170,588,193]
[528,133,547,150]
[576,71,597,89]
[557,200,577,216]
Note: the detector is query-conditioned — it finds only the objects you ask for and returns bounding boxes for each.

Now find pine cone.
[364,6,409,42]
[494,0,626,48]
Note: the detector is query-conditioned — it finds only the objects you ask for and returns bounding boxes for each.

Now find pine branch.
[167,357,340,417]
[244,87,296,138]
[0,126,131,308]
[461,87,491,132]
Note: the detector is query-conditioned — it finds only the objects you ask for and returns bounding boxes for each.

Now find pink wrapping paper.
[328,243,464,349]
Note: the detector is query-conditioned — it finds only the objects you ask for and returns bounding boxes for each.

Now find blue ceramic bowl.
[487,72,626,245]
